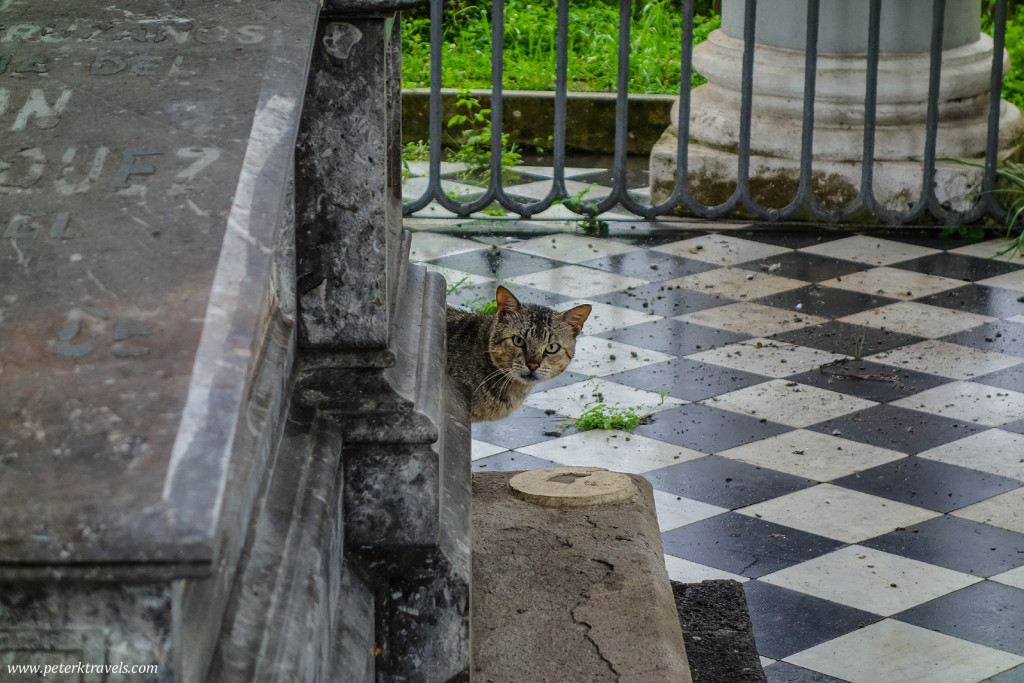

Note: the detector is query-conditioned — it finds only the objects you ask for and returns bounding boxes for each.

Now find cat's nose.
[527,362,539,372]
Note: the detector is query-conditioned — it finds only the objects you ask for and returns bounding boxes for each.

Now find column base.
[650,130,1022,216]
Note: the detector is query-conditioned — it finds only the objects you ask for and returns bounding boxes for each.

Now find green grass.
[405,1,1023,105]
[982,1,1024,109]
[402,0,720,94]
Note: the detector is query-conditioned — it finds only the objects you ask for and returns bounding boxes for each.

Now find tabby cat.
[446,286,591,422]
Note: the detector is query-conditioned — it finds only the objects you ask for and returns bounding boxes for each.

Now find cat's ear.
[560,304,591,336]
[495,286,521,318]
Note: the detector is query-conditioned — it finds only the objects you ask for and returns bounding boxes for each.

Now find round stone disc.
[508,466,635,507]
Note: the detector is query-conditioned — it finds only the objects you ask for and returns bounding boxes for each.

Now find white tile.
[652,490,728,532]
[503,233,636,264]
[402,176,483,203]
[666,268,807,301]
[891,381,1024,427]
[911,429,1024,481]
[404,160,469,178]
[953,488,1024,535]
[785,619,1024,683]
[978,268,1024,292]
[524,379,683,420]
[701,379,876,428]
[820,266,964,300]
[425,265,494,292]
[569,337,676,377]
[869,340,1023,380]
[717,429,906,481]
[1010,313,1024,326]
[519,430,702,474]
[504,265,648,296]
[553,299,660,334]
[505,178,612,203]
[663,554,748,583]
[949,237,1019,260]
[509,165,607,180]
[759,657,777,671]
[409,201,461,219]
[687,338,846,378]
[738,484,940,544]
[841,301,995,339]
[991,564,1024,590]
[409,232,488,262]
[652,234,791,265]
[799,235,939,266]
[760,545,980,617]
[676,302,828,336]
[471,440,508,461]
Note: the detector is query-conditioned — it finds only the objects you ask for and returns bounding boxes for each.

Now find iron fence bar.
[594,0,635,215]
[967,0,1010,223]
[402,0,447,215]
[843,0,885,223]
[551,0,570,202]
[777,0,825,221]
[649,0,700,216]
[920,0,950,224]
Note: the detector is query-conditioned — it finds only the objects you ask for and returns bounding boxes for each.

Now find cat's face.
[488,287,591,385]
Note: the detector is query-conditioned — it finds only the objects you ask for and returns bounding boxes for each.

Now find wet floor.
[405,163,1024,682]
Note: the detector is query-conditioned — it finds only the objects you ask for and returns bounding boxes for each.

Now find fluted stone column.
[650,0,1024,212]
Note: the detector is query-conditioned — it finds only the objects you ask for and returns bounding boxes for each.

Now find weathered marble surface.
[0,1,315,571]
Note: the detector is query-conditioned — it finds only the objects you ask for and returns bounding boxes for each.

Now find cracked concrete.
[472,471,692,682]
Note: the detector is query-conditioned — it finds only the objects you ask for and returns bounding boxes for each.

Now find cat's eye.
[511,335,525,347]
[544,343,560,354]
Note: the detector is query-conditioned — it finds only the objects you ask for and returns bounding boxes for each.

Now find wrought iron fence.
[402,0,1015,226]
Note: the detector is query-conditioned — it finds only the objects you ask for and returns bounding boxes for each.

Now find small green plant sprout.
[560,185,609,236]
[446,89,522,182]
[572,389,669,432]
[401,139,430,182]
[948,158,1024,260]
[853,332,866,360]
[445,274,470,296]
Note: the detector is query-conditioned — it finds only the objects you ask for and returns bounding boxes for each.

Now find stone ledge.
[472,469,692,682]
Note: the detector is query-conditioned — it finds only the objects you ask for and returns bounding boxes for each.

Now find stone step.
[472,468,693,683]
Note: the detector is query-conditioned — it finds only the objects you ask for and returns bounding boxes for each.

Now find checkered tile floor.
[406,165,1024,682]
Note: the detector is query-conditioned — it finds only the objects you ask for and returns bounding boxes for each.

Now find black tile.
[915,284,1024,318]
[974,364,1024,393]
[756,285,899,319]
[941,320,1024,356]
[831,456,1021,514]
[809,404,985,454]
[500,285,575,308]
[534,369,590,392]
[764,661,850,683]
[874,228,991,251]
[620,228,712,247]
[659,512,841,578]
[735,250,869,283]
[470,405,573,450]
[429,247,564,278]
[731,229,847,250]
[635,404,791,453]
[891,252,1023,282]
[896,581,1024,656]
[594,282,726,316]
[788,359,950,403]
[607,359,773,402]
[645,455,815,508]
[743,580,881,661]
[863,515,1024,577]
[579,249,718,281]
[595,318,751,356]
[773,321,925,356]
[471,450,559,472]
[1002,419,1024,436]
